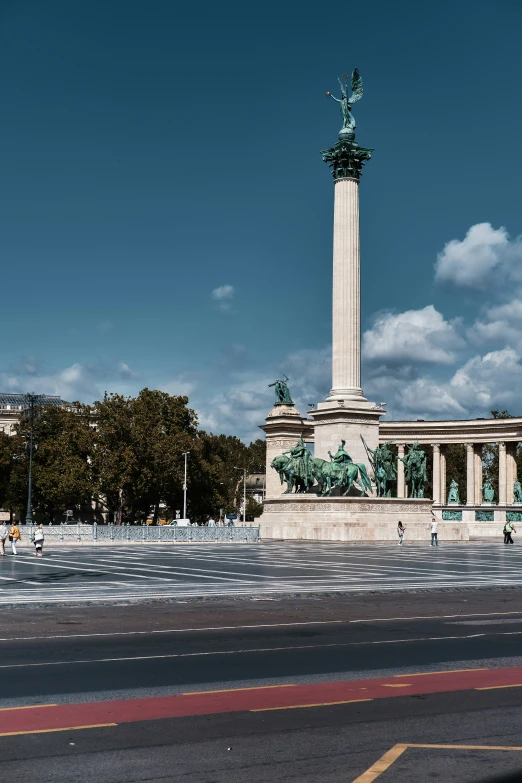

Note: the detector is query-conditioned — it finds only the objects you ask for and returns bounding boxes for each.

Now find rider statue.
[447,479,460,505]
[281,436,314,491]
[399,441,428,499]
[361,437,396,497]
[268,375,293,405]
[328,440,353,485]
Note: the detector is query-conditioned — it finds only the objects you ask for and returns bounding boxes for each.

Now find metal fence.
[24,523,260,544]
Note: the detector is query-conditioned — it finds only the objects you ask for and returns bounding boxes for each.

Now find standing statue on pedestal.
[312,440,372,497]
[268,375,293,405]
[483,480,495,504]
[447,479,460,505]
[514,479,522,504]
[399,442,428,498]
[270,436,313,494]
[361,437,397,497]
[326,69,363,136]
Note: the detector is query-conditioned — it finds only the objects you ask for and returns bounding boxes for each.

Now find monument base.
[260,495,437,542]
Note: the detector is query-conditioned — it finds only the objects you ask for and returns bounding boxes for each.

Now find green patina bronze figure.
[361,436,397,497]
[483,480,495,504]
[447,479,460,505]
[514,480,522,504]
[270,436,314,494]
[322,66,372,181]
[311,440,372,497]
[399,442,428,498]
[326,69,363,136]
[268,375,293,405]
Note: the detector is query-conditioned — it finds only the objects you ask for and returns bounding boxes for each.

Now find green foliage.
[245,497,263,521]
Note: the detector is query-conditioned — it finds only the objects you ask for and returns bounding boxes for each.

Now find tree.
[8,403,96,522]
[93,389,198,523]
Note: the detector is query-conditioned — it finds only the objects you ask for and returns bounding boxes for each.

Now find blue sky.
[2,0,522,440]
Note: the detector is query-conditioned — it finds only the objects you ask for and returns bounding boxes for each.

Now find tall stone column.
[507,443,517,504]
[466,444,475,506]
[432,444,441,504]
[499,442,507,506]
[440,447,447,508]
[329,177,363,401]
[474,445,483,505]
[397,445,405,498]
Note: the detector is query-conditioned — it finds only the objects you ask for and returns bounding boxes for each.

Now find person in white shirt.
[207,517,216,527]
[429,518,438,547]
[33,524,45,557]
[0,523,7,556]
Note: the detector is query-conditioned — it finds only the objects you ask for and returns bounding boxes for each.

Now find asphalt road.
[2,590,522,781]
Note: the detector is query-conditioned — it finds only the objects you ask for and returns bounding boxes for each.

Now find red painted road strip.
[3,666,522,735]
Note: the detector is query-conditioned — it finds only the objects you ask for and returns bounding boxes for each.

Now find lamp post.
[182,451,190,520]
[234,467,247,524]
[25,393,37,526]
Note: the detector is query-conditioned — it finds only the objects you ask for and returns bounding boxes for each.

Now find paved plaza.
[1,541,522,604]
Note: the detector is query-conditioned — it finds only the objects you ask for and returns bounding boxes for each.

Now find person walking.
[505,521,516,545]
[9,523,21,555]
[0,522,7,556]
[397,521,405,546]
[429,517,438,547]
[33,524,45,557]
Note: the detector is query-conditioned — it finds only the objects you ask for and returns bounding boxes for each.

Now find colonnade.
[395,442,519,505]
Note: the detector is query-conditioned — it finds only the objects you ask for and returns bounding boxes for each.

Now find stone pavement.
[0,540,521,605]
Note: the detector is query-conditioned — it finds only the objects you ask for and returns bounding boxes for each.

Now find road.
[2,582,522,781]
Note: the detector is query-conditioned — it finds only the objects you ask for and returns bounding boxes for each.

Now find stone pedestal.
[260,495,435,541]
[261,404,313,499]
[309,399,382,479]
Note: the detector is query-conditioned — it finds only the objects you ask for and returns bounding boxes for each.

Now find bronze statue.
[326,69,363,135]
[399,442,428,498]
[268,375,293,405]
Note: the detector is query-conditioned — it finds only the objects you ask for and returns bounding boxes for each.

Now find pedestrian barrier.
[24,523,260,544]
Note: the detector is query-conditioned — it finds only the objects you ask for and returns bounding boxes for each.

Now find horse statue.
[312,440,372,497]
[270,437,315,494]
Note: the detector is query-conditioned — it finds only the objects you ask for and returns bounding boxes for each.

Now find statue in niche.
[268,375,293,405]
[361,436,396,497]
[514,480,522,504]
[483,480,495,504]
[399,441,428,498]
[447,479,460,505]
[326,69,363,135]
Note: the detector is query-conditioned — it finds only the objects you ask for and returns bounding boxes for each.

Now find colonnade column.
[506,443,517,504]
[466,444,475,506]
[440,447,447,508]
[397,445,405,498]
[474,445,483,505]
[432,444,441,504]
[499,442,507,506]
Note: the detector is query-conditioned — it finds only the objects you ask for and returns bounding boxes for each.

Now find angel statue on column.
[326,69,363,134]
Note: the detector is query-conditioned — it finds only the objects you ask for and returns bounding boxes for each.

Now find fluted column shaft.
[328,177,364,401]
[440,448,447,508]
[397,445,405,498]
[432,444,441,504]
[499,442,507,505]
[507,443,517,504]
[474,445,483,505]
[466,443,475,506]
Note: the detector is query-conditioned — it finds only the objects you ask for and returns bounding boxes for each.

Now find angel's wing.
[349,68,363,104]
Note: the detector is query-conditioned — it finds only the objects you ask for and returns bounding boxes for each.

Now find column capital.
[431,443,440,453]
[466,443,474,454]
[397,443,405,455]
[499,441,506,451]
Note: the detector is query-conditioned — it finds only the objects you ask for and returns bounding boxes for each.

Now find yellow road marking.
[0,723,117,738]
[251,698,373,712]
[394,668,487,677]
[352,742,522,782]
[476,683,522,690]
[381,684,411,688]
[183,684,296,695]
[352,743,408,782]
[0,704,57,712]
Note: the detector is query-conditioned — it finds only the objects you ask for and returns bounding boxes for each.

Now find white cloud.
[449,348,522,412]
[435,222,522,288]
[211,284,235,312]
[469,298,522,349]
[362,305,464,365]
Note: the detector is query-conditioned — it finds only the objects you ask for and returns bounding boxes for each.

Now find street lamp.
[234,467,247,524]
[25,393,38,526]
[182,451,190,520]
